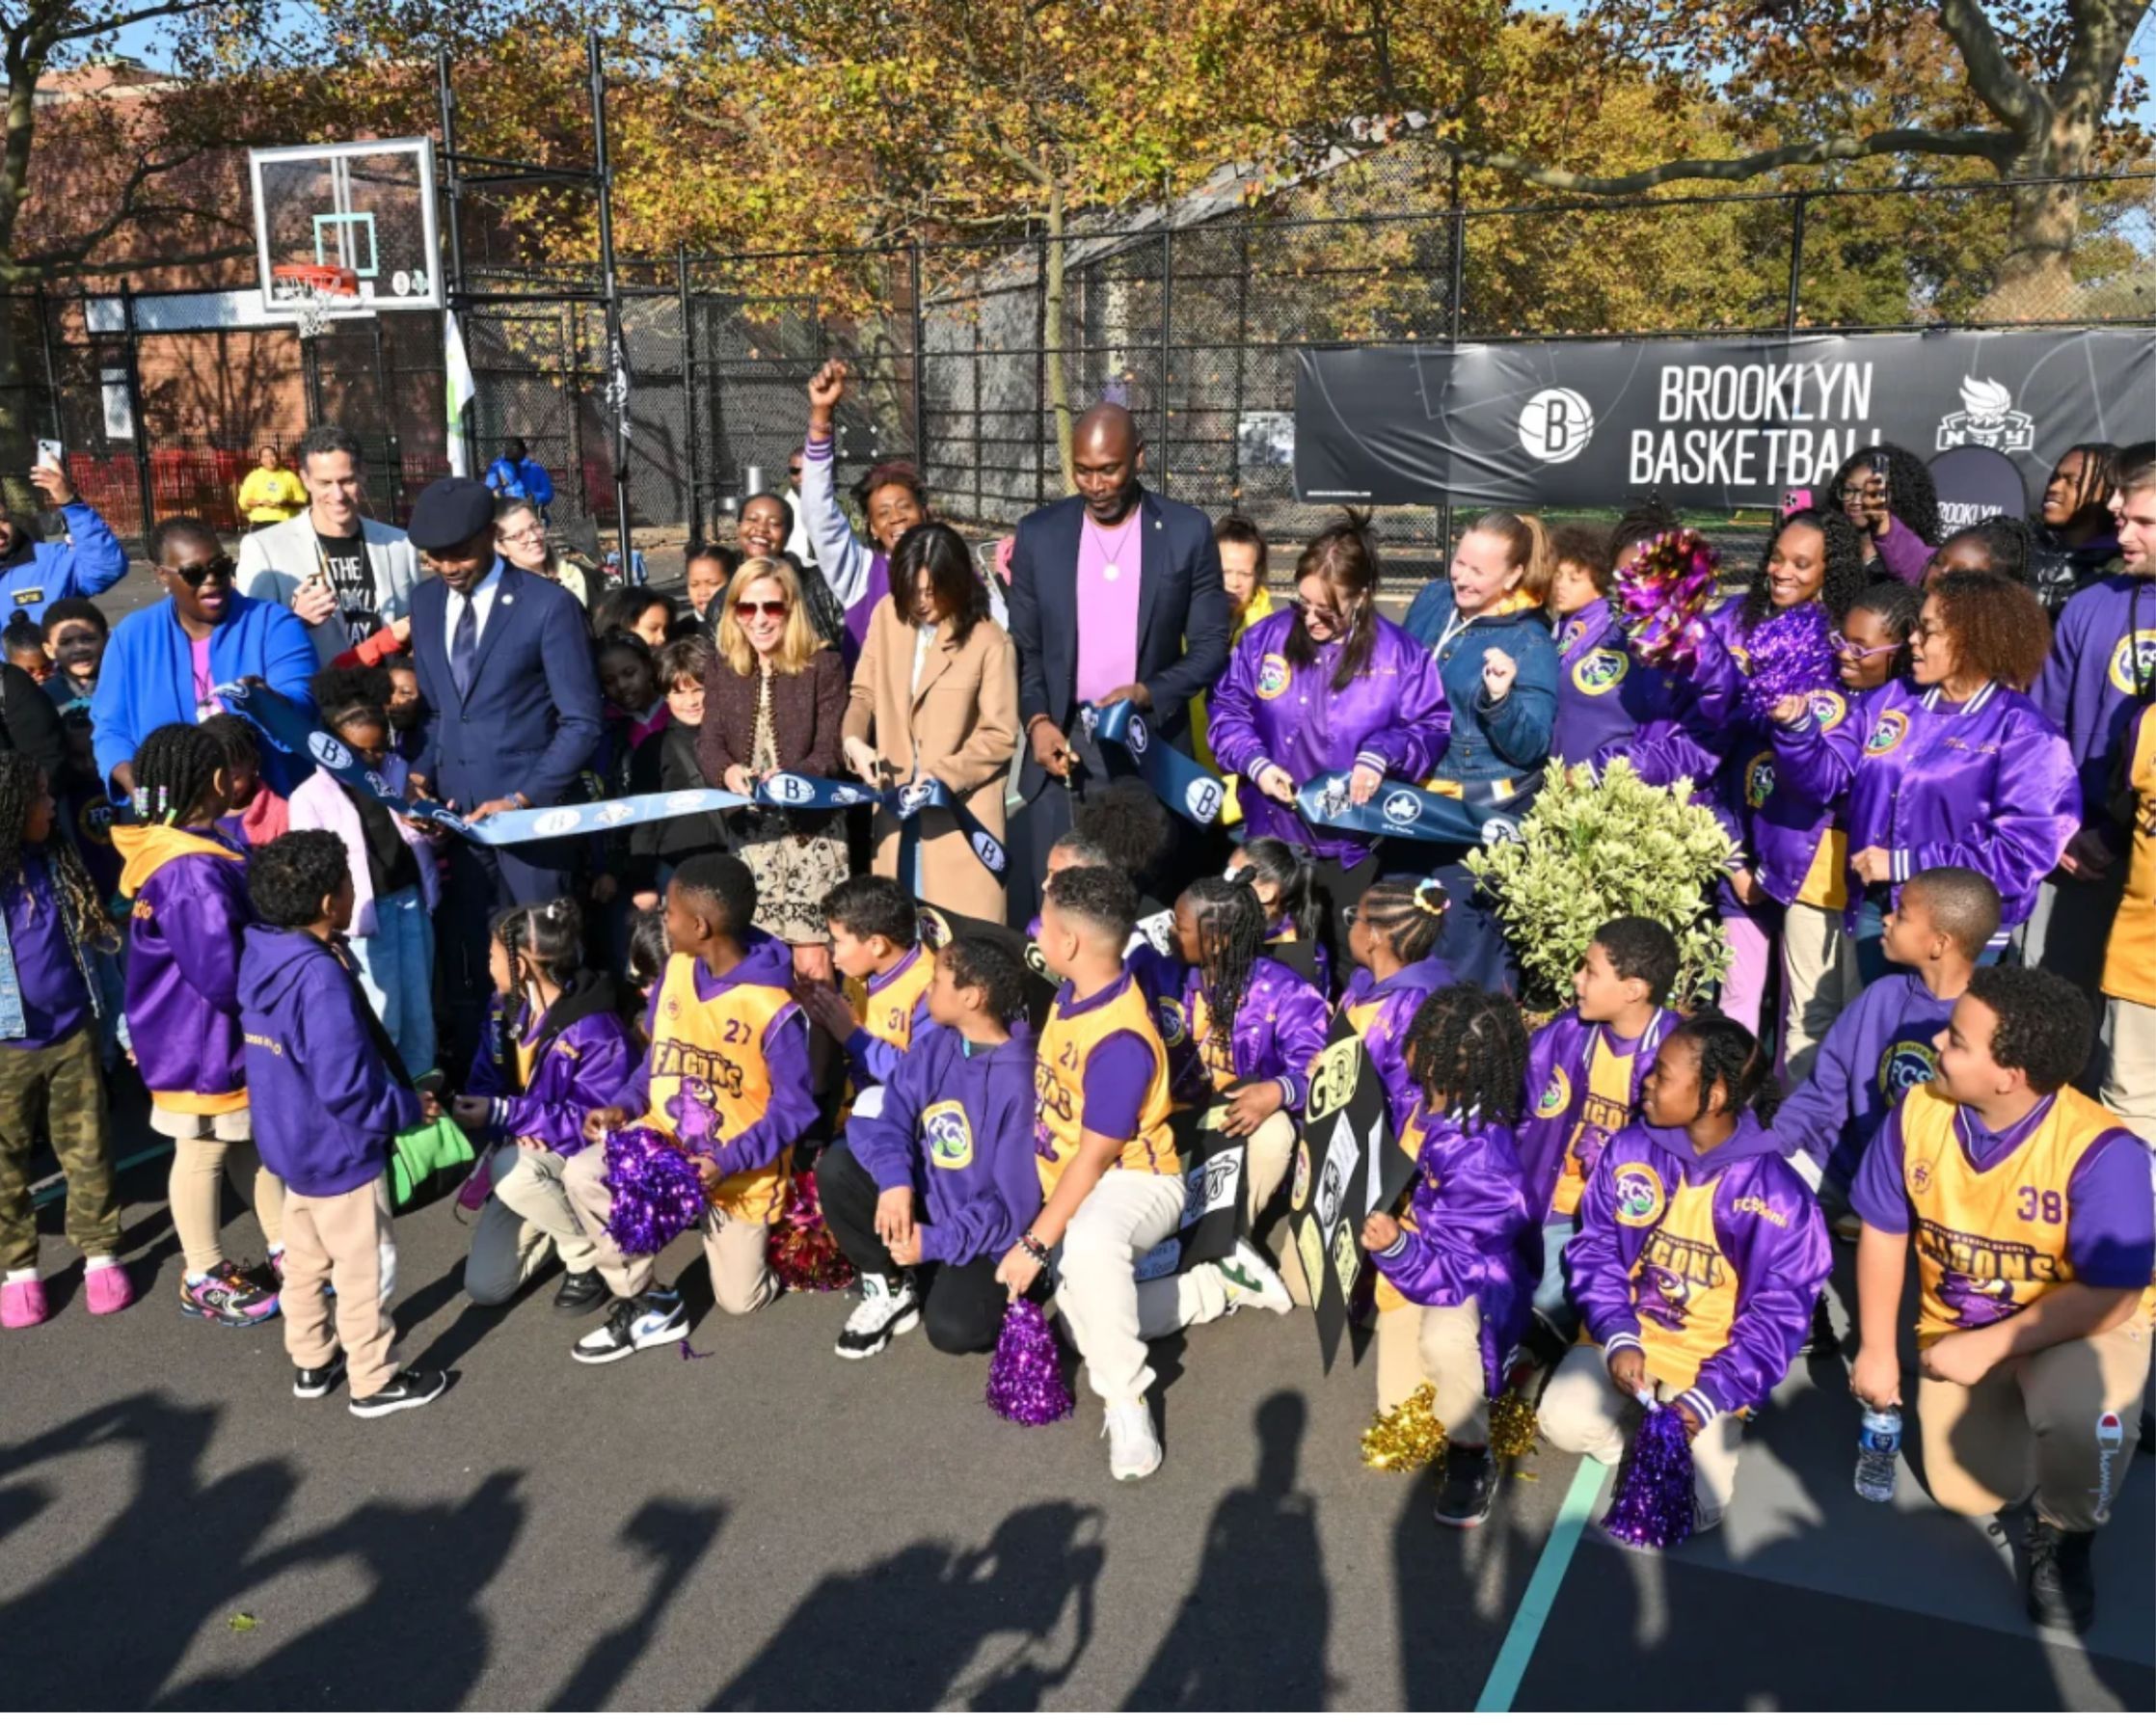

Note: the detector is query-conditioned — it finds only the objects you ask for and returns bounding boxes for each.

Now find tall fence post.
[908,240,927,480]
[1157,222,1172,499]
[119,283,152,547]
[678,242,702,547]
[1229,222,1250,506]
[1441,198,1469,567]
[1786,191,1808,333]
[589,30,632,574]
[437,48,476,478]
[1033,236,1047,510]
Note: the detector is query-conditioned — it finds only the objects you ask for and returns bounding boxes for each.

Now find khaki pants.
[2099,995,2156,1145]
[282,1178,398,1398]
[1373,1295,1493,1444]
[1915,1309,2151,1533]
[561,1143,774,1316]
[1054,1168,1188,1406]
[464,1144,601,1305]
[167,1123,285,1279]
[1537,1346,1747,1528]
[1781,900,1858,1087]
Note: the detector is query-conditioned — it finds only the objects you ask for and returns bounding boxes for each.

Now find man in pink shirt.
[1005,404,1231,924]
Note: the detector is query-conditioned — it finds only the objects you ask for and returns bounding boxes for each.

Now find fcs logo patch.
[923,1101,974,1170]
[1865,710,1910,757]
[1533,1066,1573,1119]
[1572,647,1626,696]
[2107,630,2156,696]
[1877,1039,1938,1102]
[1808,688,1848,730]
[917,907,953,949]
[1256,653,1293,700]
[1611,1162,1667,1227]
[1155,998,1189,1047]
[1745,750,1776,809]
[308,731,353,771]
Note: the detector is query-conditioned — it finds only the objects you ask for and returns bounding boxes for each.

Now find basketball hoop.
[272,262,361,338]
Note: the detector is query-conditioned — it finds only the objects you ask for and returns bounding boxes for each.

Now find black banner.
[1295,329,2156,512]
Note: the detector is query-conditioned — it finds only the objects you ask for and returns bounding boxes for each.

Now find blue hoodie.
[240,925,423,1199]
[848,1022,1042,1265]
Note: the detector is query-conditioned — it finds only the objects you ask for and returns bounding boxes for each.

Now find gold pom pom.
[1361,1384,1448,1473]
[1486,1389,1540,1463]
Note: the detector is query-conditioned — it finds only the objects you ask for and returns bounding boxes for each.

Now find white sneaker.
[1104,1400,1162,1482]
[1215,1240,1293,1314]
[834,1271,921,1360]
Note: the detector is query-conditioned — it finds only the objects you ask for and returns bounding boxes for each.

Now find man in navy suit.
[1005,404,1230,924]
[405,476,602,1064]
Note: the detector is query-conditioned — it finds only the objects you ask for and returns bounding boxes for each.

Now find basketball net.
[273,264,360,340]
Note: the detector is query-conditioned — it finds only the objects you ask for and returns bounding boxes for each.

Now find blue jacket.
[410,561,603,809]
[91,593,319,791]
[240,926,423,1199]
[485,456,554,508]
[1399,587,1560,782]
[0,503,127,623]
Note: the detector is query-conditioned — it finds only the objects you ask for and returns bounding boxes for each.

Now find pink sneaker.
[84,1263,133,1316]
[1,1278,49,1329]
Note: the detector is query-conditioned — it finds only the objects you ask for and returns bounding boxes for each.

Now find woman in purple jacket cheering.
[1771,572,2078,981]
[1207,516,1450,979]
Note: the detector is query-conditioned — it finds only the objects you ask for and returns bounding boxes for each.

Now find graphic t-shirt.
[315,531,376,644]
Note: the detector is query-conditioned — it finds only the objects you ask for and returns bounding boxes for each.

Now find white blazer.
[236,510,421,667]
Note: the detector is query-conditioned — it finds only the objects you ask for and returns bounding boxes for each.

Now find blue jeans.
[353,886,437,1080]
[1531,1216,1578,1340]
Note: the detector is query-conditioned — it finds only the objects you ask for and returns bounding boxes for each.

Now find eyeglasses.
[1290,595,1349,628]
[161,555,234,587]
[1828,633,1900,660]
[734,599,790,621]
[499,523,545,544]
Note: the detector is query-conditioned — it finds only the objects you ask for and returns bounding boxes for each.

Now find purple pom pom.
[985,1300,1073,1426]
[601,1126,708,1259]
[1602,1395,1696,1549]
[1615,530,1722,676]
[1739,602,1838,721]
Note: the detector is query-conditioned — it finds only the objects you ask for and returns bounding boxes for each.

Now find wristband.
[1019,1231,1051,1266]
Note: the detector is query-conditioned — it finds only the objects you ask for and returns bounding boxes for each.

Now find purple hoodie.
[1771,677,2080,932]
[1169,954,1332,1112]
[1772,972,1955,1193]
[2032,574,2156,842]
[239,927,423,1199]
[1341,956,1457,1137]
[1207,608,1452,865]
[1550,600,1678,766]
[849,1022,1041,1264]
[465,972,640,1160]
[1369,1106,1541,1400]
[1517,1007,1680,1224]
[113,826,252,1113]
[1565,1114,1830,1427]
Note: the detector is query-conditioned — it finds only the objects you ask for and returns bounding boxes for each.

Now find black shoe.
[572,1289,689,1364]
[1432,1445,1498,1529]
[553,1270,609,1316]
[293,1355,346,1399]
[350,1368,449,1419]
[1800,1293,1840,1359]
[2025,1521,2097,1631]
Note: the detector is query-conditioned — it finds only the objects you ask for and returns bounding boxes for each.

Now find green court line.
[1475,1456,1609,1713]
[29,1144,172,1209]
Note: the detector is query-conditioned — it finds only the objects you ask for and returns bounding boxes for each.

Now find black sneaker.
[2025,1521,2097,1631]
[572,1289,689,1364]
[1432,1445,1498,1529]
[350,1368,449,1420]
[293,1355,346,1400]
[553,1270,609,1316]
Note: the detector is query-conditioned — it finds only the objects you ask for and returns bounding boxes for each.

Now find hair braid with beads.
[1357,876,1449,966]
[1405,984,1529,1127]
[130,723,225,829]
[1178,875,1266,1067]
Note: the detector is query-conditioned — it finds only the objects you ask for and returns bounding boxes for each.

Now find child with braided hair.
[1363,984,1539,1527]
[1226,837,1330,993]
[0,750,129,1326]
[1339,877,1456,1137]
[202,713,287,851]
[112,722,283,1325]
[1539,1014,1830,1533]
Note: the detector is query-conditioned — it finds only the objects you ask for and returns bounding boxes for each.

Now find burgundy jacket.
[697,645,849,833]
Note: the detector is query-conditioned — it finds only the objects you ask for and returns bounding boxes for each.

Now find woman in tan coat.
[842,523,1018,922]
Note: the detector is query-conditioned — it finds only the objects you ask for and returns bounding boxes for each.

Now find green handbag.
[389,1116,477,1213]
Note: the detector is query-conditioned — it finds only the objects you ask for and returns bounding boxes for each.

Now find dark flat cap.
[407,475,497,552]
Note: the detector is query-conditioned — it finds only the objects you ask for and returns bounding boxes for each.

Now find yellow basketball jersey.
[1900,1083,2148,1343]
[2101,707,2156,1009]
[1550,1034,1642,1219]
[1035,974,1180,1197]
[1630,1176,1740,1395]
[643,953,795,1222]
[847,946,936,1057]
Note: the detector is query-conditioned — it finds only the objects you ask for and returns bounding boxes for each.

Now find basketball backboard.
[250,139,442,319]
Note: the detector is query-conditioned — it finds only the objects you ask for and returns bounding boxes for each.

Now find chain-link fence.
[3,164,2149,569]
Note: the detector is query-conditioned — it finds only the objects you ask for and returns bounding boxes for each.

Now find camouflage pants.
[0,1029,117,1270]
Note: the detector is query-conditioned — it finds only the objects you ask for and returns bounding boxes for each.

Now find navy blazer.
[1006,487,1229,797]
[410,561,603,810]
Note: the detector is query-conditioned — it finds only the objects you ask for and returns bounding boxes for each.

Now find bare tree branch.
[1934,0,2047,136]
[1421,122,2020,194]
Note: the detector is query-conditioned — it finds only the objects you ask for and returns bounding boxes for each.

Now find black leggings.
[819,1141,1008,1355]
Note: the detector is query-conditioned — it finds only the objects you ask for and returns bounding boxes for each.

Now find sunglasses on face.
[1828,633,1900,660]
[162,555,234,587]
[735,599,790,621]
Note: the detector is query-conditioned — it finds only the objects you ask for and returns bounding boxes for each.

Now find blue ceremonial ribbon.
[221,684,1007,877]
[1293,769,1538,849]
[1085,698,1226,828]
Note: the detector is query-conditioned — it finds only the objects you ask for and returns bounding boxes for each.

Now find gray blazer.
[235,511,421,667]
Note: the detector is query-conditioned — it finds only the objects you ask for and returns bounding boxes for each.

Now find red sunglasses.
[734,599,790,621]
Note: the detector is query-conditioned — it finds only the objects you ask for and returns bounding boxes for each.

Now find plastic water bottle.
[1854,1406,1901,1501]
